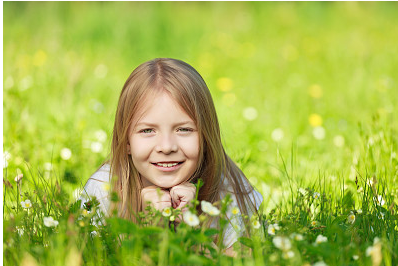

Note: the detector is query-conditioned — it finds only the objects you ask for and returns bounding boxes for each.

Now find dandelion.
[314,234,327,245]
[231,206,240,215]
[252,219,261,229]
[60,148,72,160]
[273,236,292,251]
[290,233,304,241]
[43,216,59,227]
[183,211,199,227]
[347,212,356,224]
[313,126,326,140]
[21,199,32,209]
[243,107,258,121]
[162,207,172,217]
[313,192,321,200]
[201,200,220,216]
[14,174,23,184]
[271,128,284,142]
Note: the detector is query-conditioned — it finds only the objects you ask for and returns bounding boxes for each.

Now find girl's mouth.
[151,161,184,171]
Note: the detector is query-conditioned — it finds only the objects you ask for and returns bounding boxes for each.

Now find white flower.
[43,216,59,227]
[314,234,328,245]
[267,223,280,235]
[201,200,220,216]
[44,162,53,171]
[373,237,381,244]
[162,207,172,217]
[21,199,32,209]
[333,135,345,147]
[347,212,356,224]
[102,183,110,192]
[90,231,98,237]
[290,233,304,241]
[252,219,261,229]
[273,236,291,251]
[282,250,295,259]
[313,192,321,200]
[352,255,359,260]
[243,107,258,121]
[14,174,23,183]
[271,128,284,142]
[313,261,328,266]
[90,141,103,153]
[313,126,326,140]
[170,215,175,222]
[366,246,374,256]
[311,221,318,227]
[298,188,307,196]
[16,227,24,236]
[231,206,240,215]
[60,148,72,160]
[3,151,11,168]
[94,129,107,142]
[374,195,385,206]
[183,211,199,226]
[357,209,363,214]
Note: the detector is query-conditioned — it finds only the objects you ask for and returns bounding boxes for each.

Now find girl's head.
[111,58,225,218]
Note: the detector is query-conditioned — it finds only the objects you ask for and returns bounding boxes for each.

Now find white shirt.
[80,164,263,248]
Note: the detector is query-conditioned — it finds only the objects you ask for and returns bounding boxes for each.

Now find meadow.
[3,2,398,265]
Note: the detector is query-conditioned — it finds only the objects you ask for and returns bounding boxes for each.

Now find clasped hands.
[141,182,196,222]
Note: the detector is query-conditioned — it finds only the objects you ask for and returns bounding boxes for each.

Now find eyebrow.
[135,121,196,127]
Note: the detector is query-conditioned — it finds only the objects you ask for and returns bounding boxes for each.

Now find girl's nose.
[155,134,178,154]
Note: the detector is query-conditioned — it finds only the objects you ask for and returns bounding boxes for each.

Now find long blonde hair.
[110,58,259,225]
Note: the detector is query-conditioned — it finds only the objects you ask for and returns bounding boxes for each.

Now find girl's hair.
[110,58,259,228]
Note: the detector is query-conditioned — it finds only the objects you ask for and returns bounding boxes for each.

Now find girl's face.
[128,91,200,189]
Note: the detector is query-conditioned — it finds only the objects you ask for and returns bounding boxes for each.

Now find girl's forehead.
[130,90,195,125]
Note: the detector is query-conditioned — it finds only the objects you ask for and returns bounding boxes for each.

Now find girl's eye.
[139,128,154,134]
[177,127,193,132]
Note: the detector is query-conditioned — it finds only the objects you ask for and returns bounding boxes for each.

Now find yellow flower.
[308,84,323,98]
[216,77,233,92]
[309,113,323,127]
[311,221,317,227]
[252,219,261,229]
[78,221,85,227]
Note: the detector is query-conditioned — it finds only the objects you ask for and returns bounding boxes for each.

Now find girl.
[80,58,263,254]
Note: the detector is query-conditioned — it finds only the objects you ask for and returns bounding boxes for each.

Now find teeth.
[157,163,178,167]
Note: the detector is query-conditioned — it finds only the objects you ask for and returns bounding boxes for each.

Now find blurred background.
[3,2,398,210]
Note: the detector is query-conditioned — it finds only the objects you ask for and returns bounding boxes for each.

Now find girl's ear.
[127,142,131,154]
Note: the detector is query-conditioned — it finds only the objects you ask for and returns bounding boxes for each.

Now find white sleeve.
[79,164,111,218]
[222,180,263,248]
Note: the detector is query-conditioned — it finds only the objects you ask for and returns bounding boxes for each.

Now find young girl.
[80,58,263,254]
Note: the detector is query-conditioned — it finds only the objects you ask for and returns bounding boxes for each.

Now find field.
[3,2,398,265]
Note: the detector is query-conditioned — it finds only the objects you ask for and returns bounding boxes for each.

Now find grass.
[3,2,398,265]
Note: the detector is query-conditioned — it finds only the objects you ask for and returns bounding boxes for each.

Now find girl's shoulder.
[87,163,112,183]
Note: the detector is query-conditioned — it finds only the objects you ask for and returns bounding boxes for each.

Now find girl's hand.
[141,186,172,211]
[169,182,196,210]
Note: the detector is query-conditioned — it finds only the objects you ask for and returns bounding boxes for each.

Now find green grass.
[3,2,398,265]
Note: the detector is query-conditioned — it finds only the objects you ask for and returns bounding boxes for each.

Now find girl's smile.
[127,91,200,189]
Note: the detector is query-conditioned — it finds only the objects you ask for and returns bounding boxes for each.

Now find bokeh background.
[3,2,398,211]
